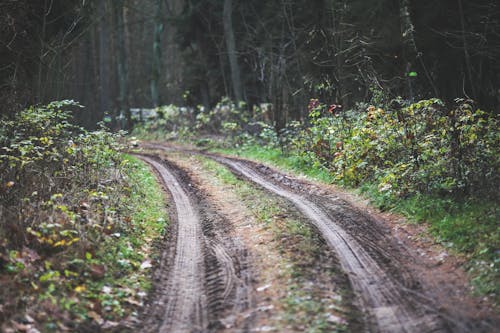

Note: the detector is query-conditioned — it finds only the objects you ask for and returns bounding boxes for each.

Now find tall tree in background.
[99,0,112,119]
[151,0,164,107]
[1,0,498,123]
[223,0,243,102]
[113,0,131,129]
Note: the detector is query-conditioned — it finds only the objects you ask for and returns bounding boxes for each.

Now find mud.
[172,153,365,332]
[137,143,498,333]
[207,154,499,333]
[136,155,253,332]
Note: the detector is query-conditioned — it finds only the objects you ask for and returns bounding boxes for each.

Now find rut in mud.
[138,143,498,333]
[137,155,253,332]
[208,155,446,333]
[205,154,496,333]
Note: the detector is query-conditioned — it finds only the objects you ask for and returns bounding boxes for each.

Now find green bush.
[292,98,499,199]
[0,101,125,243]
[0,102,165,330]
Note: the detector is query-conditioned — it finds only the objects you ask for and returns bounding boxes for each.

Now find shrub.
[295,98,499,199]
[0,101,154,330]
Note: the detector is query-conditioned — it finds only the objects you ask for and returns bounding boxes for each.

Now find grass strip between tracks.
[195,155,354,333]
[214,144,499,304]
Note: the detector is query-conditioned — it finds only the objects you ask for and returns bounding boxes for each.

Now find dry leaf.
[87,311,104,325]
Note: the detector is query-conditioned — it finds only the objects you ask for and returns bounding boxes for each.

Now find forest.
[1,0,500,122]
[0,0,499,332]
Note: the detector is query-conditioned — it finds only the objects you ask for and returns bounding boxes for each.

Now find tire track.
[139,143,495,332]
[137,155,254,333]
[138,155,207,333]
[209,155,450,333]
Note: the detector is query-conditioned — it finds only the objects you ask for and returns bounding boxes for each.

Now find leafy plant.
[0,102,168,331]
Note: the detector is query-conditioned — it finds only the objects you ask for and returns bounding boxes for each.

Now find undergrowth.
[0,102,168,332]
[132,96,499,303]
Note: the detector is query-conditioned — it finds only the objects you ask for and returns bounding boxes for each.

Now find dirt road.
[137,155,253,332]
[136,144,498,333]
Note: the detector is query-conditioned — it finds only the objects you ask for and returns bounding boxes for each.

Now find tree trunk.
[399,0,439,99]
[151,0,163,107]
[457,0,477,99]
[36,0,50,103]
[399,0,418,101]
[99,0,111,120]
[223,0,243,102]
[113,0,131,129]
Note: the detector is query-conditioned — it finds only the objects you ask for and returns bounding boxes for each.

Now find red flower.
[308,99,320,112]
[328,104,342,113]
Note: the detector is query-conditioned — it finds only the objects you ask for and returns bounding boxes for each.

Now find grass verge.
[0,154,168,332]
[80,154,169,327]
[215,144,499,304]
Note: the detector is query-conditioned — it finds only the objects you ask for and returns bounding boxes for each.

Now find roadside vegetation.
[133,96,499,303]
[0,101,168,332]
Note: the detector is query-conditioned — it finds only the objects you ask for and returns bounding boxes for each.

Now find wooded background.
[1,0,499,128]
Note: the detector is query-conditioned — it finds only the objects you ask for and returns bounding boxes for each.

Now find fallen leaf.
[79,202,90,211]
[126,298,142,306]
[87,311,104,325]
[24,315,35,323]
[90,263,106,279]
[102,286,112,294]
[102,321,120,329]
[140,260,152,270]
[11,321,29,331]
[21,247,41,263]
[256,284,271,292]
[326,313,347,325]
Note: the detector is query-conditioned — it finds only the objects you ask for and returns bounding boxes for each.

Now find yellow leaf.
[67,237,80,246]
[74,285,86,293]
[53,239,66,247]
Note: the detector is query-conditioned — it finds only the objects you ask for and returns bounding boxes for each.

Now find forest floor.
[135,141,499,333]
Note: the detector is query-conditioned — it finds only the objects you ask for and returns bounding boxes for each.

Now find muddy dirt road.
[137,155,253,332]
[136,144,498,333]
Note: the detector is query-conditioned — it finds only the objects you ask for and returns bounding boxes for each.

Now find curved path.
[210,155,448,333]
[139,143,496,333]
[138,155,207,332]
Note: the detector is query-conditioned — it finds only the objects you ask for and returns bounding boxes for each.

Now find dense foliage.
[1,0,499,128]
[296,98,499,198]
[0,102,166,331]
[133,96,499,299]
[136,97,499,201]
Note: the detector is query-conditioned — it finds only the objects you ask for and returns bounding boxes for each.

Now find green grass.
[196,156,349,332]
[215,144,499,303]
[47,154,171,328]
[361,182,499,298]
[215,145,334,183]
[124,154,168,241]
[49,154,169,328]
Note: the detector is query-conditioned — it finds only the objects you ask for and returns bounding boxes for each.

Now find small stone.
[256,284,271,292]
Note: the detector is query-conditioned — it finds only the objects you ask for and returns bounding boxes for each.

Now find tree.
[113,0,131,129]
[223,0,243,102]
[151,0,164,107]
[99,0,112,119]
